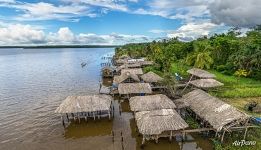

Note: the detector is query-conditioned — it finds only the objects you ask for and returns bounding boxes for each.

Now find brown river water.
[0,48,213,150]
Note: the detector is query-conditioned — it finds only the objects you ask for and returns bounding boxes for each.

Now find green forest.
[116,26,261,80]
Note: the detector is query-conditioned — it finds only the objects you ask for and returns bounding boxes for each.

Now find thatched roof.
[187,68,216,78]
[113,72,140,84]
[121,68,143,75]
[190,79,224,88]
[140,61,153,66]
[55,95,112,113]
[135,109,189,135]
[129,94,176,112]
[140,71,163,83]
[179,89,249,131]
[102,66,114,71]
[118,83,152,95]
[115,63,141,72]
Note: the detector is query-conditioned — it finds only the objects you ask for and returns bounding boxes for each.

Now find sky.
[0,0,260,45]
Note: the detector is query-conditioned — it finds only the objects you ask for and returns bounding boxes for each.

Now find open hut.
[135,109,188,144]
[140,61,154,66]
[101,66,115,77]
[187,68,216,79]
[141,71,163,83]
[140,71,163,89]
[113,72,140,84]
[55,95,113,124]
[189,79,224,89]
[121,68,143,75]
[115,63,141,73]
[118,83,152,98]
[178,89,250,141]
[129,94,176,112]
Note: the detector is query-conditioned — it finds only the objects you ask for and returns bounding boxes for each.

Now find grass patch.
[208,70,261,98]
[211,127,261,150]
[222,97,261,117]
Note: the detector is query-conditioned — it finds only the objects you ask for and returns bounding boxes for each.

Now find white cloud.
[0,0,15,3]
[149,29,167,34]
[61,0,129,12]
[0,23,150,45]
[3,2,94,21]
[0,24,45,45]
[167,22,218,41]
[133,0,211,22]
[209,0,261,27]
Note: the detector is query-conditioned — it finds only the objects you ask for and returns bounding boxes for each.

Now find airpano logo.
[232,140,256,146]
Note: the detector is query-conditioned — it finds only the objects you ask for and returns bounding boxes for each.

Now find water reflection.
[64,119,113,139]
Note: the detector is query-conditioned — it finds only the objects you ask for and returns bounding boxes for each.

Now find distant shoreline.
[0,45,120,49]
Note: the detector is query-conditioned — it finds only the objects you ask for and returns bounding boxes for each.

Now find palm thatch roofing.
[140,61,154,66]
[135,109,189,135]
[190,79,224,88]
[129,94,176,112]
[118,83,152,95]
[187,68,216,78]
[179,89,249,131]
[121,68,143,75]
[113,72,140,84]
[140,71,163,83]
[102,66,115,71]
[55,95,113,114]
[115,63,141,72]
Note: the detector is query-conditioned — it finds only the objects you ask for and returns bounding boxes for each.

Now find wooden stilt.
[182,132,186,140]
[66,113,69,121]
[98,111,100,120]
[78,113,80,123]
[215,131,218,137]
[243,127,248,140]
[221,130,226,143]
[169,131,173,142]
[155,135,159,144]
[108,110,111,120]
[85,112,88,122]
[142,136,145,145]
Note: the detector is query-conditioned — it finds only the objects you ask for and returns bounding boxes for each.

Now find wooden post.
[221,130,226,143]
[215,131,218,137]
[93,112,96,120]
[142,136,145,145]
[85,112,88,122]
[78,113,80,123]
[169,131,173,142]
[182,132,186,141]
[61,115,64,124]
[108,110,111,120]
[155,135,159,144]
[182,75,194,93]
[243,127,248,140]
[66,113,69,121]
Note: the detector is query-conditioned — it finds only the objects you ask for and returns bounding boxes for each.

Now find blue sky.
[0,0,260,45]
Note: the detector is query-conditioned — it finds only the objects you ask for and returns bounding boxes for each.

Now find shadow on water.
[64,118,113,139]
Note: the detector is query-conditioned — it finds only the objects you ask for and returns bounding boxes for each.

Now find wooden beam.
[182,128,215,133]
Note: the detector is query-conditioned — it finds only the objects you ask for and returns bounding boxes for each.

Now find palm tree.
[186,41,214,69]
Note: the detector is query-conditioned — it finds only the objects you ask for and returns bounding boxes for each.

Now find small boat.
[81,62,87,67]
